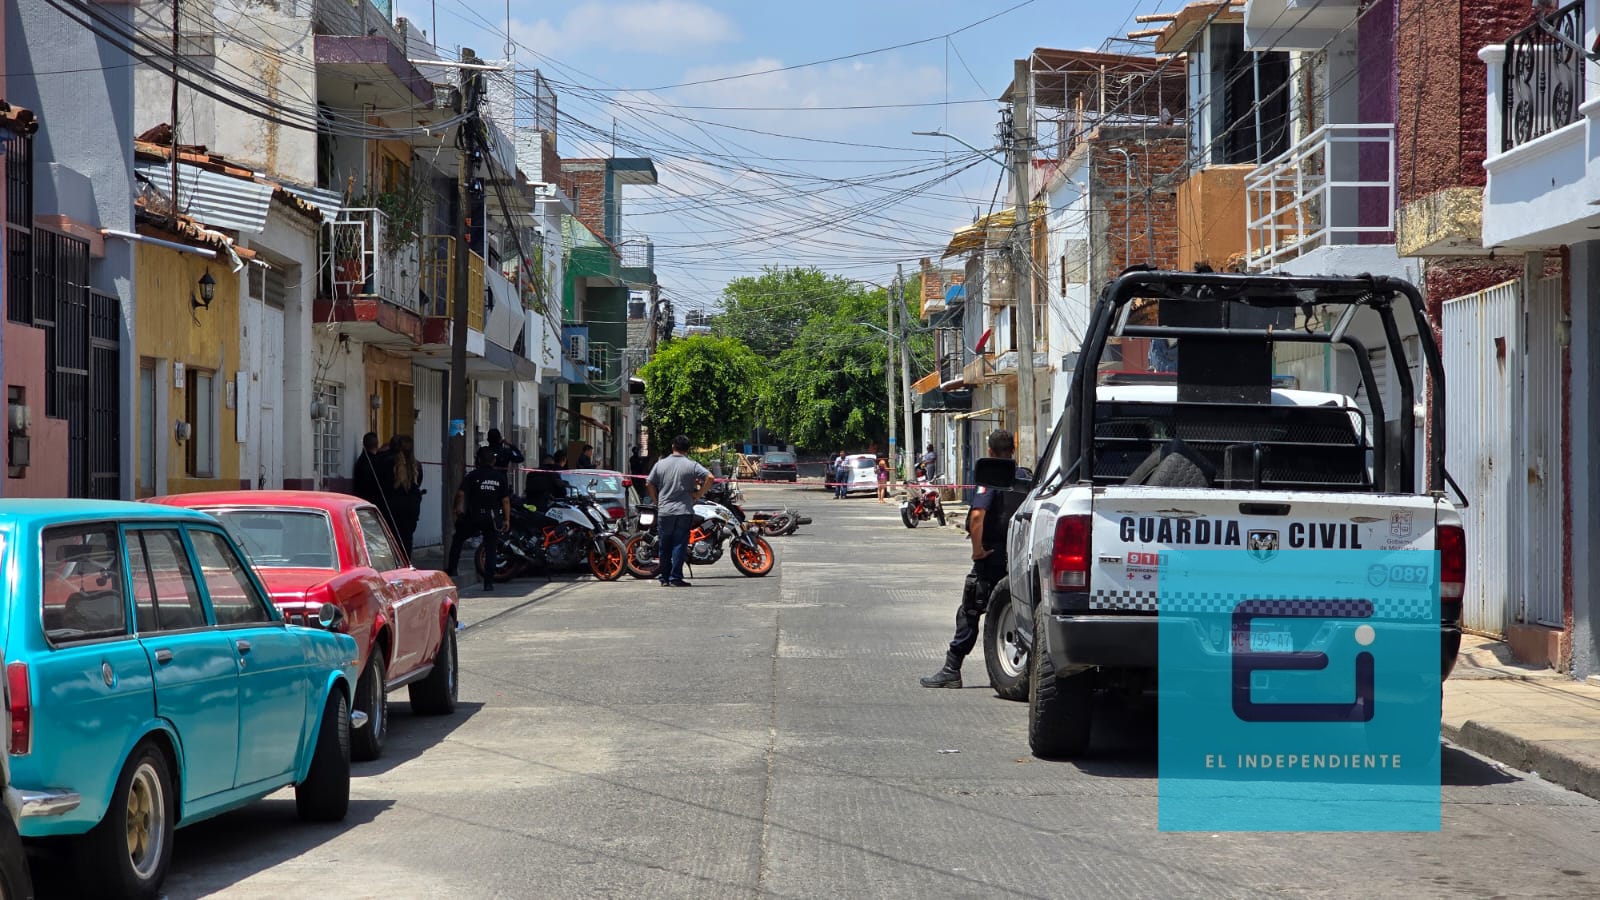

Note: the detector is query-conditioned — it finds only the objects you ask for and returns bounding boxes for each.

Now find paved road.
[31,484,1600,898]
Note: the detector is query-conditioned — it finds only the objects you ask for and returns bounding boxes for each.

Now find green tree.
[713,267,874,360]
[639,335,767,449]
[759,288,897,450]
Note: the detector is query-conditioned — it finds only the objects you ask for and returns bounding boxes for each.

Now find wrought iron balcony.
[1245,123,1396,270]
[1502,1,1586,151]
[323,208,421,312]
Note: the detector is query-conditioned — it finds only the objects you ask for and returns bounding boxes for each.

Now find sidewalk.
[1444,634,1600,801]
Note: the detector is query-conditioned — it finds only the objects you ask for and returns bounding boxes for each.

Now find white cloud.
[511,1,738,54]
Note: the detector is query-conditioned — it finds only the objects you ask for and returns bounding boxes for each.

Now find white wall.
[311,330,368,491]
[1045,160,1092,425]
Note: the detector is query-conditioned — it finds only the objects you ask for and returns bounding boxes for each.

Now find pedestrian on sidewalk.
[446,446,512,592]
[876,458,890,503]
[920,429,1020,689]
[384,434,425,561]
[647,434,711,587]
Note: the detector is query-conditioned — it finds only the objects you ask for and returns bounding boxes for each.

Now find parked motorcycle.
[624,484,775,578]
[900,479,946,529]
[477,491,627,582]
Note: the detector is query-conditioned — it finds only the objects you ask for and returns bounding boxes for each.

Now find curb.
[1442,719,1600,803]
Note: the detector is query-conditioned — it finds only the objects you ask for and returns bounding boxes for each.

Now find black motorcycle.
[477,491,627,582]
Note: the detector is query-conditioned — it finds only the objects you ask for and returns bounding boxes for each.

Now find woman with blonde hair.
[384,434,425,560]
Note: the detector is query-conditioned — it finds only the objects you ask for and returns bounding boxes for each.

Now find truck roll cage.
[1069,270,1447,495]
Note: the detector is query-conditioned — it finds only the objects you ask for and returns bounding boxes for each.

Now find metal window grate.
[314,383,343,480]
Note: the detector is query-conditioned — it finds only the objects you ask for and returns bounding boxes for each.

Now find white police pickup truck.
[976,270,1466,759]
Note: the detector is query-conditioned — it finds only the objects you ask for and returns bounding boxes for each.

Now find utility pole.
[897,263,915,484]
[169,0,180,214]
[444,48,483,546]
[886,274,897,466]
[1009,57,1038,465]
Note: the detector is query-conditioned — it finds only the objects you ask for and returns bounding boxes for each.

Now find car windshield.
[559,472,623,494]
[209,510,338,569]
[763,452,795,464]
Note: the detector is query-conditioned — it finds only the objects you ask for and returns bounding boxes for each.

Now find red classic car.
[147,491,459,761]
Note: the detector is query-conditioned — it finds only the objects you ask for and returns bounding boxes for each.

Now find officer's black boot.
[919,652,963,688]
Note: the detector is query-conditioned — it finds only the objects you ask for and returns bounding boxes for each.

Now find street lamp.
[913,129,1007,168]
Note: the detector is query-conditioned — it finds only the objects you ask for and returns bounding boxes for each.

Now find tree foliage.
[713,267,868,359]
[638,335,766,449]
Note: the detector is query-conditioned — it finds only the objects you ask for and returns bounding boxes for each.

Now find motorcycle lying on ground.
[477,490,627,582]
[624,482,776,578]
[745,507,812,536]
[900,478,946,528]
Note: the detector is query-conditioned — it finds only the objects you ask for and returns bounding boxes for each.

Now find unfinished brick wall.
[557,160,607,239]
[1087,131,1187,282]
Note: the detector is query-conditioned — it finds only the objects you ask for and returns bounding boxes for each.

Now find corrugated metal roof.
[277,183,344,224]
[135,161,274,234]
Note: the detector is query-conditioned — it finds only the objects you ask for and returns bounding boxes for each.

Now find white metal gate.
[258,304,284,489]
[413,366,445,549]
[1522,276,1564,627]
[1443,281,1521,637]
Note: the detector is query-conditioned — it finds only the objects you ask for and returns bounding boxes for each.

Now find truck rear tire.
[1028,601,1093,758]
[983,582,1028,701]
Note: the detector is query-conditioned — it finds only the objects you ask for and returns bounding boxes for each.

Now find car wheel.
[409,621,459,715]
[350,651,388,762]
[0,803,31,900]
[1028,601,1094,759]
[77,739,173,900]
[295,690,351,822]
[983,582,1029,701]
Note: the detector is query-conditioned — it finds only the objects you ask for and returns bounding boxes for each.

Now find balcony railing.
[418,235,485,332]
[1502,1,1586,151]
[1245,123,1396,270]
[324,208,421,311]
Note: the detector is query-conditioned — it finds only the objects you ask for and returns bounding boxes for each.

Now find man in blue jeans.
[646,434,711,587]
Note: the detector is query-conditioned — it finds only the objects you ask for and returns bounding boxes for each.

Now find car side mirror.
[972,456,1018,489]
[316,603,345,631]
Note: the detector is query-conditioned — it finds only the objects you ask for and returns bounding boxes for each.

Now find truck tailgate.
[1089,487,1443,612]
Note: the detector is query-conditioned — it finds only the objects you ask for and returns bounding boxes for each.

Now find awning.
[135,161,275,234]
[941,201,1046,258]
[561,406,613,434]
[953,406,1003,421]
[912,370,941,395]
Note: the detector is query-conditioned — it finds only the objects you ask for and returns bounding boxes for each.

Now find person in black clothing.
[577,443,594,469]
[351,432,386,508]
[485,428,525,471]
[920,429,1021,688]
[383,434,425,561]
[524,452,567,508]
[446,446,513,591]
[627,446,650,502]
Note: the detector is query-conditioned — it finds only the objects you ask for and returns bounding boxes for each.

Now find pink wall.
[3,322,70,497]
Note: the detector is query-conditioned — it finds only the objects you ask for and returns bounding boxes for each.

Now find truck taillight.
[8,661,31,755]
[1438,524,1466,601]
[1052,515,1092,592]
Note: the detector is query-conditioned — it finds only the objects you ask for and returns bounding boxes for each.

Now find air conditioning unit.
[567,332,588,361]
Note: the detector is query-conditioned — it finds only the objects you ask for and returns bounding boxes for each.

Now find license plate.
[1232,629,1293,654]
[639,513,655,526]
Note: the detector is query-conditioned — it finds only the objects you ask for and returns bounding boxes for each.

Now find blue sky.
[396,0,1187,311]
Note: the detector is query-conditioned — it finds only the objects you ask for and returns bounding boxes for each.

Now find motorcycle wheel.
[474,542,526,583]
[589,535,627,582]
[731,535,775,577]
[900,505,918,529]
[624,533,661,579]
[935,505,946,527]
[761,512,794,537]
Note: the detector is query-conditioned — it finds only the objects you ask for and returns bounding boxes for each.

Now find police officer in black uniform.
[446,446,513,592]
[920,429,1021,688]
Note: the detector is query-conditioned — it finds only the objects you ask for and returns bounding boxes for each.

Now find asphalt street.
[34,483,1600,899]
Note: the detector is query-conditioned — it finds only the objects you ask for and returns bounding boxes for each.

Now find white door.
[258,304,284,489]
[1522,276,1564,628]
[412,366,445,549]
[1442,281,1521,637]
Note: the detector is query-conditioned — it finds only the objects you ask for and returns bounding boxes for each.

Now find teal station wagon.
[0,500,363,899]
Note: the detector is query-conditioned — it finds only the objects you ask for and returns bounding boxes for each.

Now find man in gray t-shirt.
[646,434,711,586]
